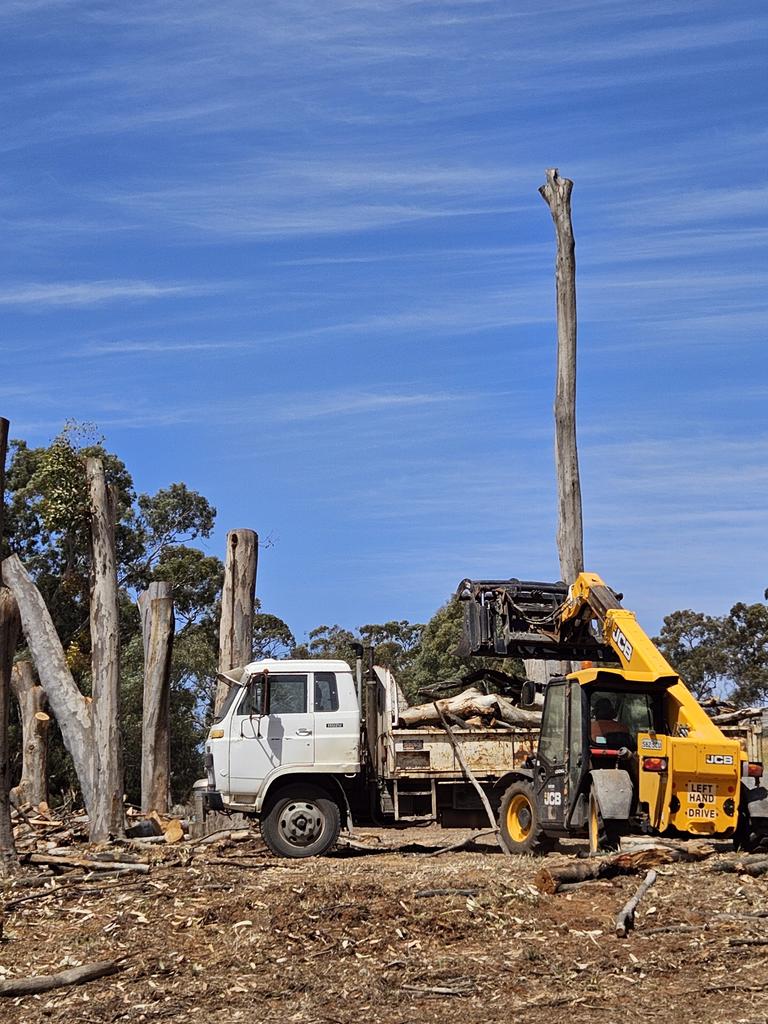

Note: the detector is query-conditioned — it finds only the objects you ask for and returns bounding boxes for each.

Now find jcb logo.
[705,754,734,765]
[612,626,634,662]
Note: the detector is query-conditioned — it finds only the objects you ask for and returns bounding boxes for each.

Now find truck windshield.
[214,682,244,723]
[589,690,660,748]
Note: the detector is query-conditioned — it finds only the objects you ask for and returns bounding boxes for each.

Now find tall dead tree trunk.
[138,581,174,814]
[214,529,258,716]
[0,416,21,875]
[10,661,49,809]
[86,458,124,840]
[539,168,584,586]
[523,171,585,687]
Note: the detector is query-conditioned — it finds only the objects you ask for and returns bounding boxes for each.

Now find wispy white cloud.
[0,280,224,307]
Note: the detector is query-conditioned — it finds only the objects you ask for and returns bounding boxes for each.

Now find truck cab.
[200,659,361,856]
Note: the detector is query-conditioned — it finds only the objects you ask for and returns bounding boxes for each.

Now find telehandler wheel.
[588,792,621,855]
[261,785,341,859]
[499,781,546,854]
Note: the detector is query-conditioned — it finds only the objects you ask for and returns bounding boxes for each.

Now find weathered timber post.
[539,168,584,585]
[0,416,21,874]
[214,529,258,716]
[138,581,174,814]
[86,458,124,840]
[10,661,50,809]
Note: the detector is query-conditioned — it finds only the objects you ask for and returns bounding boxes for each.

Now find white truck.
[198,656,538,857]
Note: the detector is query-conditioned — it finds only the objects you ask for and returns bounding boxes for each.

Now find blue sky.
[2,1,766,642]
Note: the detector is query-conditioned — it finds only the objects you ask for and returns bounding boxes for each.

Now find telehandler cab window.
[589,690,658,748]
[539,683,567,764]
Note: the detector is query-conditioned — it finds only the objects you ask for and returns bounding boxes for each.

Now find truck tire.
[588,791,621,855]
[261,785,341,859]
[499,781,546,854]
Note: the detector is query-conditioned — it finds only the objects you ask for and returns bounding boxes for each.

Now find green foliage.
[721,601,768,706]
[655,598,768,705]
[253,599,296,659]
[406,598,518,700]
[653,610,728,699]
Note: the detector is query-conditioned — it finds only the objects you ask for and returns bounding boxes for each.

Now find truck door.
[535,680,568,827]
[229,672,314,800]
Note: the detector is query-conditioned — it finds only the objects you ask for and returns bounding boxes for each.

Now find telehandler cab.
[458,572,768,854]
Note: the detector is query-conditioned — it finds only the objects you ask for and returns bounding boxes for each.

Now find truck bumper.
[202,789,226,814]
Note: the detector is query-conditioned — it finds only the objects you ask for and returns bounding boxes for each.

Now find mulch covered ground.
[1,826,767,1024]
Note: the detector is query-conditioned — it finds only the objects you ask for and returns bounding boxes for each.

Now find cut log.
[9,661,49,809]
[399,688,541,728]
[615,869,657,937]
[534,844,713,894]
[0,960,121,996]
[712,857,768,878]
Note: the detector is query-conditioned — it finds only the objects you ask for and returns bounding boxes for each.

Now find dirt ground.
[2,825,767,1024]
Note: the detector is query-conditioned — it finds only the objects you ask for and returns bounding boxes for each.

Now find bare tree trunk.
[9,661,49,809]
[0,590,20,875]
[86,459,124,840]
[539,168,584,587]
[138,582,174,814]
[0,416,21,875]
[214,530,258,715]
[1,554,95,812]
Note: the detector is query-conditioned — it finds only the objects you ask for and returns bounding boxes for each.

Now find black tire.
[588,791,621,855]
[261,785,341,859]
[499,781,547,854]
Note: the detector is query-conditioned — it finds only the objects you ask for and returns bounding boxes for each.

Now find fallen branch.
[615,869,657,937]
[426,828,498,858]
[435,705,506,855]
[0,960,121,996]
[23,853,149,874]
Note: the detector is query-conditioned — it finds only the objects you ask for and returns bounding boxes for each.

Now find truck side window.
[269,674,308,715]
[539,683,567,764]
[314,672,339,712]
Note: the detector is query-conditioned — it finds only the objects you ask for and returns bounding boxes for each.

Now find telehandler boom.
[458,572,768,853]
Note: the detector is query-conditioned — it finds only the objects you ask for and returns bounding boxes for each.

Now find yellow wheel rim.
[507,793,533,843]
[589,798,599,853]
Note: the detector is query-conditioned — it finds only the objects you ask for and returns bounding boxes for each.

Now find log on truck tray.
[398,687,542,728]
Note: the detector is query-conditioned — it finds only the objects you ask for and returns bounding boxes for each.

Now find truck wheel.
[588,792,620,855]
[261,785,341,858]
[499,781,546,854]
